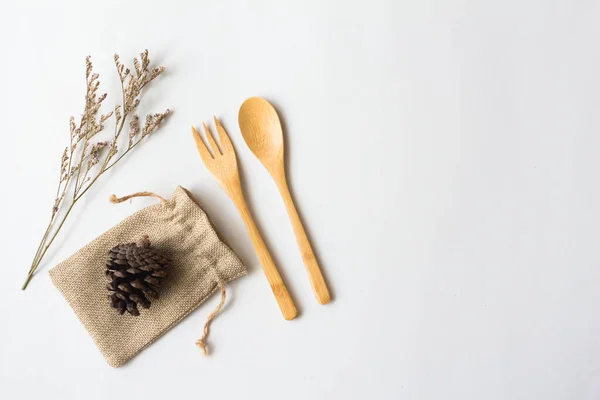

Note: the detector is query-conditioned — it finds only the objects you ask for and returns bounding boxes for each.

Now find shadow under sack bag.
[50,186,246,367]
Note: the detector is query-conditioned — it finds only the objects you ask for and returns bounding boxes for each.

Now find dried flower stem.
[21,50,170,290]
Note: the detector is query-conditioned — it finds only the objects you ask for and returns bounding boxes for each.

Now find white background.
[1,0,599,399]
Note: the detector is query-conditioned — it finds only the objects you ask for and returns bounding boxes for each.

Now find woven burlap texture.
[49,186,246,368]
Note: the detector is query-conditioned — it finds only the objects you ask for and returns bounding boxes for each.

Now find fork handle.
[275,177,331,305]
[231,191,298,320]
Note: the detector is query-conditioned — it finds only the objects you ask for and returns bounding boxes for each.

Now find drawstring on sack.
[109,191,168,204]
[110,190,228,356]
[196,280,227,356]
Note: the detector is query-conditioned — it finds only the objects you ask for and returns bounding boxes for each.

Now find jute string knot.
[110,190,228,357]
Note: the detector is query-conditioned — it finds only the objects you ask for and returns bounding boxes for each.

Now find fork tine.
[202,121,222,156]
[213,116,233,153]
[191,125,214,161]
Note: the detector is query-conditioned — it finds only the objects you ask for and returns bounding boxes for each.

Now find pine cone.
[105,235,169,316]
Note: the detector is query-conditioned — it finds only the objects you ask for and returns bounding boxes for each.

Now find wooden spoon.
[238,97,330,305]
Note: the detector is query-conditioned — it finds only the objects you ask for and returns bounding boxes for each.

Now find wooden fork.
[191,117,297,320]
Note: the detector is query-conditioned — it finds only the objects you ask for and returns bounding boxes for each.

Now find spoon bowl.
[238,96,284,165]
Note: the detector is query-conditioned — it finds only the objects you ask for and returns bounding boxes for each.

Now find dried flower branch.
[21,50,171,290]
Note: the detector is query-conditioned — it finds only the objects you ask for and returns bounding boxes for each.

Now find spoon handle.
[229,186,298,320]
[275,177,331,305]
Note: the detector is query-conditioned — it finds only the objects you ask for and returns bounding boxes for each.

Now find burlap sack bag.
[49,186,246,367]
